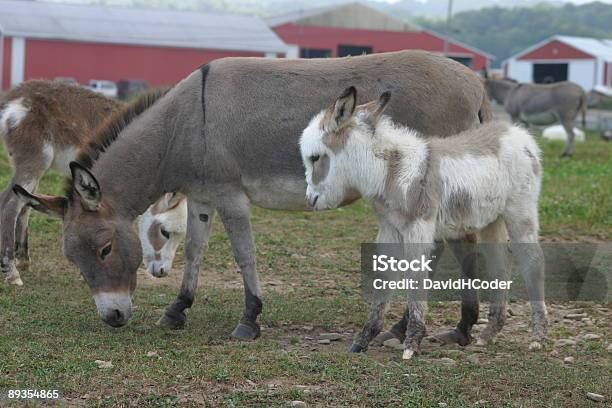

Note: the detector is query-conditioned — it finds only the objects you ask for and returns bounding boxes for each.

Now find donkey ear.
[13,185,67,219]
[70,162,101,211]
[329,86,357,129]
[358,91,391,124]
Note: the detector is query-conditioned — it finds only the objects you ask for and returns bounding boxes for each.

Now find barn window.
[338,45,373,57]
[300,48,332,58]
[533,63,568,84]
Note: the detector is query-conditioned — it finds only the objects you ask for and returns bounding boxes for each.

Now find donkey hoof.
[475,337,490,347]
[5,275,24,286]
[156,311,186,329]
[231,322,260,340]
[528,341,543,351]
[349,343,366,353]
[402,348,416,360]
[433,329,471,346]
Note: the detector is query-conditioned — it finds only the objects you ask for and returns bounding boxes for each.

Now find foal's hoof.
[349,343,366,353]
[528,341,543,351]
[231,322,260,340]
[432,329,471,346]
[156,310,186,329]
[402,348,416,360]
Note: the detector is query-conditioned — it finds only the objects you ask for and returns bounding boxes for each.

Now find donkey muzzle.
[94,292,132,327]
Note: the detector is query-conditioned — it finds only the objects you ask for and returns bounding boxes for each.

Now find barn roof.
[508,35,612,63]
[0,0,289,54]
[266,1,420,32]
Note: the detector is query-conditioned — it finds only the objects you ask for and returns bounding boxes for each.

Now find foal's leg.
[157,200,215,329]
[476,218,510,346]
[351,219,401,352]
[15,206,31,267]
[217,192,262,340]
[401,220,435,360]
[505,214,548,350]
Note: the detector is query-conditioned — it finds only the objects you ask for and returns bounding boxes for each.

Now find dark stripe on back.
[200,64,210,125]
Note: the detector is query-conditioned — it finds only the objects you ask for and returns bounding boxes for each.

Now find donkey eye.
[311,155,320,163]
[99,243,112,260]
[160,228,170,240]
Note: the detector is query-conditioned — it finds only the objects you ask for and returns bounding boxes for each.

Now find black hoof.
[156,309,186,329]
[432,329,471,346]
[231,322,260,340]
[349,343,366,353]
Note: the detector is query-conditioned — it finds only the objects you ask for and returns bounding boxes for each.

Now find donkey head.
[13,162,141,327]
[139,193,187,278]
[299,86,390,211]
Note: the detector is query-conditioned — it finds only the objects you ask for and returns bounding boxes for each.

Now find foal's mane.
[75,88,170,170]
[66,88,169,200]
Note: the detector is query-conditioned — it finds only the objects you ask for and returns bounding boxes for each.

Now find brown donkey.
[0,81,120,285]
[0,81,172,285]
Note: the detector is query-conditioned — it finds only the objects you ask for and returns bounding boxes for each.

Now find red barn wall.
[22,39,263,87]
[273,23,489,70]
[2,37,11,90]
[518,40,593,60]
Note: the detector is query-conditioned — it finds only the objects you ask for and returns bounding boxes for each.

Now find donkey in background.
[484,75,587,157]
[0,80,182,285]
[300,87,547,358]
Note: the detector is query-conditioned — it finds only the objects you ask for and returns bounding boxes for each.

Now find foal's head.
[14,163,142,327]
[300,87,390,210]
[139,193,187,278]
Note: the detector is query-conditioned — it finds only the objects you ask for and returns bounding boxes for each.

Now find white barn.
[503,35,612,91]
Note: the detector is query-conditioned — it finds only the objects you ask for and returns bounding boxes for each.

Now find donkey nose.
[103,308,129,327]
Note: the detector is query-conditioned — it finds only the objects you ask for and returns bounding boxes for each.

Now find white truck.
[87,80,118,98]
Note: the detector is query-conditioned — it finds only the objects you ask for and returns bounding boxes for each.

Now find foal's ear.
[70,162,101,211]
[358,91,391,124]
[328,86,357,130]
[13,185,67,219]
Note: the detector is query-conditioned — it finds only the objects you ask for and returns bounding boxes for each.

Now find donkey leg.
[15,206,31,268]
[560,119,576,157]
[505,215,548,350]
[157,200,215,329]
[401,223,435,360]
[350,299,390,353]
[476,219,510,347]
[217,193,262,340]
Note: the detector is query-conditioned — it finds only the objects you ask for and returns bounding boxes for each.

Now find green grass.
[0,132,610,407]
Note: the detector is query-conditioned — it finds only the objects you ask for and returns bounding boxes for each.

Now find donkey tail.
[579,92,587,129]
[478,90,494,123]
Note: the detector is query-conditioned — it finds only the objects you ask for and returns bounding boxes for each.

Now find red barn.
[503,35,612,91]
[267,2,493,70]
[0,0,288,90]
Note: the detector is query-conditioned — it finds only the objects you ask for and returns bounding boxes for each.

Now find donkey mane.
[65,88,170,200]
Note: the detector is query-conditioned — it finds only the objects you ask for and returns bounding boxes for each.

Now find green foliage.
[421,2,612,67]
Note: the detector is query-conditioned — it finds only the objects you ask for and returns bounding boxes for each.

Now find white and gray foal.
[300,87,548,359]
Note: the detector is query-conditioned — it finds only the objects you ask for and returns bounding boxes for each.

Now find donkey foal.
[300,87,548,359]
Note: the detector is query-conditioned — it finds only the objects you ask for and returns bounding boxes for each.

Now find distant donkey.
[0,80,178,285]
[484,75,587,157]
[300,88,547,358]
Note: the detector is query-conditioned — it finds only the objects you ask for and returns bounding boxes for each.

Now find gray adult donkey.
[14,51,492,343]
[484,76,587,157]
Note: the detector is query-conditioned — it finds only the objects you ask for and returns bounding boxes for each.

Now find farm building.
[267,2,494,71]
[0,0,288,90]
[503,35,612,90]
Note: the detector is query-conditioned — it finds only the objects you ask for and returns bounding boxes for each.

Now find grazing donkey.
[13,51,494,336]
[484,76,587,157]
[300,87,548,358]
[0,80,182,285]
